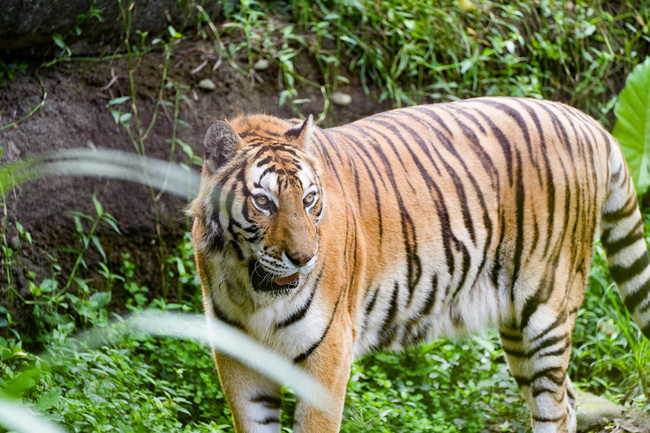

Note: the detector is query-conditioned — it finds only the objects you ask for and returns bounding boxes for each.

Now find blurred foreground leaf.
[0,395,68,433]
[0,148,200,198]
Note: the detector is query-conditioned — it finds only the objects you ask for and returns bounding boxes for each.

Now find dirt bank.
[0,38,381,333]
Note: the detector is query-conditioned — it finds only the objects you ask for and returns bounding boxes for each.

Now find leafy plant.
[61,193,120,292]
[0,58,28,88]
[613,56,650,196]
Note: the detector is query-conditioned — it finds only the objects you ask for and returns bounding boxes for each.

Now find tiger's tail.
[600,143,650,339]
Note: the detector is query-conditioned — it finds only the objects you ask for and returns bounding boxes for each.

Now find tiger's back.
[191,97,649,433]
[311,97,615,356]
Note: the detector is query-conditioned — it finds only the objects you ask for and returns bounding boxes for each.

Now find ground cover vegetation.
[1,0,649,432]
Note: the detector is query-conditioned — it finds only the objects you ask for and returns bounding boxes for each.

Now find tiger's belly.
[353,260,514,356]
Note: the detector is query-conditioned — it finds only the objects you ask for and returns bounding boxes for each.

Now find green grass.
[1,229,647,432]
[198,0,649,126]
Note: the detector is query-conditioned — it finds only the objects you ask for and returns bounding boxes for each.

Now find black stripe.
[641,322,650,340]
[491,212,507,288]
[293,282,344,364]
[532,415,564,423]
[530,309,567,344]
[350,121,448,288]
[391,110,443,175]
[374,283,400,349]
[310,133,346,192]
[229,240,245,261]
[602,194,638,223]
[512,366,565,387]
[502,333,568,358]
[275,280,318,329]
[536,338,571,359]
[448,238,473,309]
[640,297,650,314]
[407,110,496,277]
[255,155,273,166]
[410,105,454,136]
[515,100,544,184]
[601,220,644,256]
[362,118,412,172]
[530,209,540,255]
[532,387,558,397]
[623,274,650,313]
[359,286,380,338]
[256,417,280,425]
[207,186,226,251]
[478,99,534,178]
[499,328,522,342]
[512,148,525,290]
[609,253,649,284]
[520,265,556,330]
[250,395,282,409]
[421,273,439,317]
[210,296,244,330]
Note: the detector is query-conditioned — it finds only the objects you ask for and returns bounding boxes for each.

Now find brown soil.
[0,39,383,335]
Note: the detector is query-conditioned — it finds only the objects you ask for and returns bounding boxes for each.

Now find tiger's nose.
[287,251,314,267]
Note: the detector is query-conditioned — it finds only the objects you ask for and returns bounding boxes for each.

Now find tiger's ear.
[284,114,314,149]
[202,120,242,174]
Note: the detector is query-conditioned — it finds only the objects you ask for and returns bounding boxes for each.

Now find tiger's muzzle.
[248,260,301,295]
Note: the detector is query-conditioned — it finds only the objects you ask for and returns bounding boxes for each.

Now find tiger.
[189,97,650,433]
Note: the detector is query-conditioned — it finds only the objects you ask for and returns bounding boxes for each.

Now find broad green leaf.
[92,193,104,217]
[91,235,106,261]
[108,96,130,105]
[613,56,650,195]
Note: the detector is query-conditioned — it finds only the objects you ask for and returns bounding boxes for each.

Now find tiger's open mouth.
[249,261,300,294]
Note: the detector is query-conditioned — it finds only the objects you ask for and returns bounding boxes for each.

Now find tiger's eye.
[253,195,270,208]
[304,192,317,206]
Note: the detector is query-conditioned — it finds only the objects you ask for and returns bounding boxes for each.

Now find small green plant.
[61,193,120,292]
[0,58,28,88]
[45,0,102,67]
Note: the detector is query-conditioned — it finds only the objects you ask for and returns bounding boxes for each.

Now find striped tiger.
[189,97,650,433]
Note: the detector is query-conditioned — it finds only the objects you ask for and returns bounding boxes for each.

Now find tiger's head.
[193,114,324,297]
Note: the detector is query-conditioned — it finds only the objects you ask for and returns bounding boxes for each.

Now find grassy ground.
[1,0,649,432]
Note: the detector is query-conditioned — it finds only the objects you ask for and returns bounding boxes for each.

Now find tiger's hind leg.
[499,274,584,433]
[499,317,577,433]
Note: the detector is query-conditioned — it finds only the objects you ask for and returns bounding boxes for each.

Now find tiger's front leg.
[292,319,355,433]
[214,352,283,433]
[215,320,354,433]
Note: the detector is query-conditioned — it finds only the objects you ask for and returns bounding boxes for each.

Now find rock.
[458,0,477,12]
[330,91,352,106]
[0,0,223,53]
[198,78,216,91]
[575,390,622,431]
[253,59,270,71]
[6,140,20,158]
